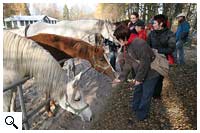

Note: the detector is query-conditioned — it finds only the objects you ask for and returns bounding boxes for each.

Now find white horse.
[24,19,116,45]
[3,31,92,121]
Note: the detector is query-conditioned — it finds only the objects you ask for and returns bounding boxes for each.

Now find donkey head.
[59,72,92,121]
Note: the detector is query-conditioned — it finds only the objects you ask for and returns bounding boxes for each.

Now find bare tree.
[63,4,69,20]
[31,3,61,19]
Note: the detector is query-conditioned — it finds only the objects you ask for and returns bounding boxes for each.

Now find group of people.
[110,12,190,121]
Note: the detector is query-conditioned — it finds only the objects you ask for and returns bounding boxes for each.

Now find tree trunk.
[142,4,146,22]
[193,15,197,30]
[174,3,183,17]
[186,3,191,20]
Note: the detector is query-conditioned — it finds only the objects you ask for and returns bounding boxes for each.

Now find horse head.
[91,45,116,80]
[58,72,92,121]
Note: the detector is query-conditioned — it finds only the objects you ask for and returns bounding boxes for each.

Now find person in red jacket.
[117,20,147,81]
[122,20,147,60]
[128,20,147,44]
[135,20,147,41]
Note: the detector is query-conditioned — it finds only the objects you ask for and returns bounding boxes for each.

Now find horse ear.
[95,46,99,53]
[72,72,82,88]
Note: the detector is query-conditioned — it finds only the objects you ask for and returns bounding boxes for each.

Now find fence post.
[18,85,29,130]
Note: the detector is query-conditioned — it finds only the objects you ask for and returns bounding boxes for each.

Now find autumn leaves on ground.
[19,45,196,130]
[91,45,197,130]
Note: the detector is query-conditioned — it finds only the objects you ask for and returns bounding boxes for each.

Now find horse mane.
[28,33,105,62]
[37,42,72,67]
[3,31,68,99]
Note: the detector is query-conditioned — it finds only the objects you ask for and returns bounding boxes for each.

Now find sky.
[62,0,98,12]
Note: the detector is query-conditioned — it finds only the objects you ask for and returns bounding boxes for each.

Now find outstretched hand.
[127,79,135,85]
[135,80,142,85]
[112,79,121,84]
[112,78,122,88]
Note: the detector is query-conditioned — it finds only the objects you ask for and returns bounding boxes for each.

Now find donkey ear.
[74,72,82,81]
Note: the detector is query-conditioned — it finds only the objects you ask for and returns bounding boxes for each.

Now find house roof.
[4,15,58,21]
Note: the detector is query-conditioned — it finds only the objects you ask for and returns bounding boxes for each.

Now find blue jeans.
[173,40,185,64]
[132,77,159,120]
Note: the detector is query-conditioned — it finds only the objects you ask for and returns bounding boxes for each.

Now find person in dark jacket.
[147,14,176,99]
[128,12,140,34]
[103,38,120,70]
[113,24,159,121]
[174,13,190,65]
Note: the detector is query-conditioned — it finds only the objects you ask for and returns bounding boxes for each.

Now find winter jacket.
[119,38,159,82]
[128,21,138,34]
[138,29,147,41]
[176,20,190,42]
[147,28,176,55]
[127,33,138,45]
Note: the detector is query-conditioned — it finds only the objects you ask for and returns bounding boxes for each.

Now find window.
[20,21,24,26]
[25,21,29,25]
[13,21,17,28]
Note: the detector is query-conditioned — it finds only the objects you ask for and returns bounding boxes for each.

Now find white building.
[4,15,58,29]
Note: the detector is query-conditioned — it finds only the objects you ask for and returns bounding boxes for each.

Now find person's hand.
[152,48,158,53]
[112,78,121,84]
[135,80,142,86]
[128,22,131,27]
[112,79,122,88]
[127,79,135,85]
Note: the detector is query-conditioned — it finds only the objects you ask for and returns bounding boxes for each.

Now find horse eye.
[74,97,81,102]
[100,57,104,61]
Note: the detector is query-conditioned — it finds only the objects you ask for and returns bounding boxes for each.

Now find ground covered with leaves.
[17,45,196,130]
[91,45,197,130]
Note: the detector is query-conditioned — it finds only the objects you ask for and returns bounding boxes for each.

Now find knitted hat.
[135,20,145,27]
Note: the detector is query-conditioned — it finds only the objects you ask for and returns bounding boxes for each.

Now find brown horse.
[28,33,116,80]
